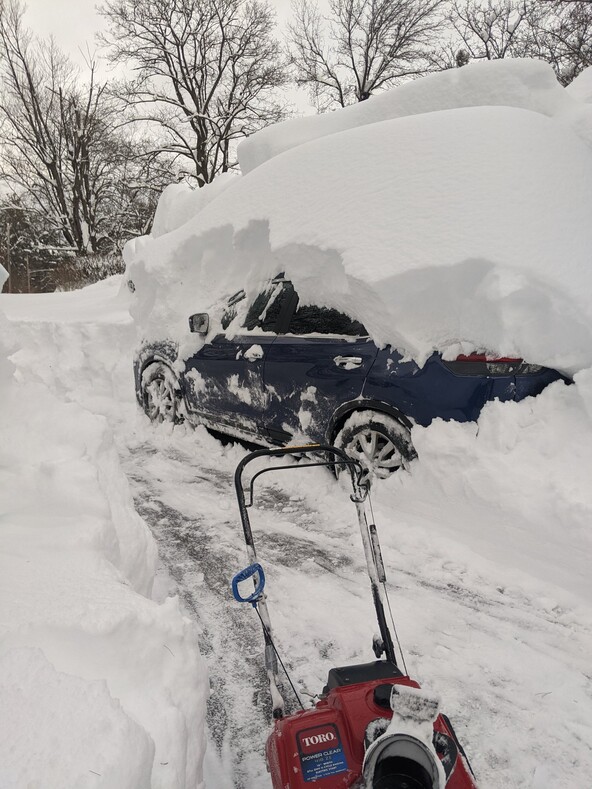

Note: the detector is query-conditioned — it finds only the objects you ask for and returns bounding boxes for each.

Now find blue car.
[134,276,564,479]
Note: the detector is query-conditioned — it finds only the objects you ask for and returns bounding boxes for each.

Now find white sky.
[23,0,296,63]
[24,0,106,61]
[22,0,311,110]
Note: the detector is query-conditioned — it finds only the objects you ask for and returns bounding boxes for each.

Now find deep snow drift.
[238,58,592,172]
[0,272,208,789]
[125,59,592,375]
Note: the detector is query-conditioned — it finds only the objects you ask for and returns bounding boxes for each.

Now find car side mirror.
[189,313,209,335]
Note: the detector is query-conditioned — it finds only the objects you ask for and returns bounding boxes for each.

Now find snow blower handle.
[234,443,367,524]
[231,563,266,605]
[232,444,369,720]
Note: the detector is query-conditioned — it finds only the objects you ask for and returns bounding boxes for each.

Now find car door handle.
[333,355,363,369]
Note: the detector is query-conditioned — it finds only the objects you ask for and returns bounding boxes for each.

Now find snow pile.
[0,284,208,788]
[238,59,592,172]
[394,371,592,598]
[151,173,238,238]
[0,648,154,787]
[125,59,592,375]
[566,66,592,104]
[2,276,138,421]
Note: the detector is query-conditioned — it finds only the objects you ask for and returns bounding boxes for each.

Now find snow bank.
[0,285,208,788]
[0,648,154,788]
[396,372,592,599]
[3,277,138,421]
[566,66,592,104]
[239,59,592,172]
[126,63,592,374]
[0,274,132,325]
[151,174,238,238]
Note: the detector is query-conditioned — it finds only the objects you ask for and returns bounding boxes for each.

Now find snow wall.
[0,281,208,789]
[125,59,592,376]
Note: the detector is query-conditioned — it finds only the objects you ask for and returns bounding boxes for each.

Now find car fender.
[134,342,181,406]
[327,399,414,443]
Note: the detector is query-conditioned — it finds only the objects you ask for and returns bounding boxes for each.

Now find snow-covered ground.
[2,58,592,789]
[0,276,208,789]
[2,274,592,788]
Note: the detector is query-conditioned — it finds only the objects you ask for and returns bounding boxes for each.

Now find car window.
[287,302,367,337]
[221,290,246,330]
[244,281,292,332]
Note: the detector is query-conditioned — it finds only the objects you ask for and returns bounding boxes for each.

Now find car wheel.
[140,362,183,424]
[334,412,415,484]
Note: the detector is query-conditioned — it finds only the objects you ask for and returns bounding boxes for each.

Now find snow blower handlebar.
[233,444,399,718]
[234,443,368,506]
[233,443,369,563]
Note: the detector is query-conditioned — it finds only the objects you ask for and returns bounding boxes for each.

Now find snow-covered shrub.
[54,252,126,291]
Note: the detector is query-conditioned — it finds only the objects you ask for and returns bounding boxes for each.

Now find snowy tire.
[140,362,183,424]
[334,412,415,484]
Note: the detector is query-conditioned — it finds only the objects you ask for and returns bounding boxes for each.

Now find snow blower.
[231,444,478,789]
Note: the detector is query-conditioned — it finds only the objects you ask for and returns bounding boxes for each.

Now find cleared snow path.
[119,423,592,789]
[122,430,361,787]
[125,437,273,788]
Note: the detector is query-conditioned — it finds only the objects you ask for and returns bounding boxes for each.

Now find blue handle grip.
[231,563,266,604]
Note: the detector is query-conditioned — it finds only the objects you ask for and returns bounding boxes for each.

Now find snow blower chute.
[232,444,478,789]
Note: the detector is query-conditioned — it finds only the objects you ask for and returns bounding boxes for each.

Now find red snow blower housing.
[232,445,478,789]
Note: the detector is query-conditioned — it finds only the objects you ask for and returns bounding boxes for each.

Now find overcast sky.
[22,0,312,111]
[23,0,296,64]
[24,0,106,61]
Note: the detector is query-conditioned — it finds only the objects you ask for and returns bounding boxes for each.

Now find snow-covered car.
[133,275,564,479]
[126,60,590,480]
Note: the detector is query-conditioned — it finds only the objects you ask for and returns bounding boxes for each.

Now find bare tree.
[0,0,165,264]
[435,0,540,68]
[99,0,289,186]
[534,1,592,83]
[434,0,590,85]
[1,2,82,253]
[289,0,446,111]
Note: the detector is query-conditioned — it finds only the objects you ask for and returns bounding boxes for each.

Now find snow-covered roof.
[238,58,591,173]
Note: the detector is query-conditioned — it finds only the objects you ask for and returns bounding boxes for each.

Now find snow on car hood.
[125,59,592,375]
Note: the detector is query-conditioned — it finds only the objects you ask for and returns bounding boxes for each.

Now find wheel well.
[138,358,186,425]
[136,340,179,389]
[140,356,176,379]
[328,402,412,444]
[139,358,183,405]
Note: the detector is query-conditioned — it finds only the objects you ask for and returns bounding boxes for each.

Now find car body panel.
[183,332,276,438]
[262,335,379,443]
[363,348,565,427]
[363,350,498,426]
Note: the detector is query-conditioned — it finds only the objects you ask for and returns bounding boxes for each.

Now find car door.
[183,280,290,440]
[262,286,379,444]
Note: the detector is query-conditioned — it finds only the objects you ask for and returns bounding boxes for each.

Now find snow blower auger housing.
[232,444,478,789]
